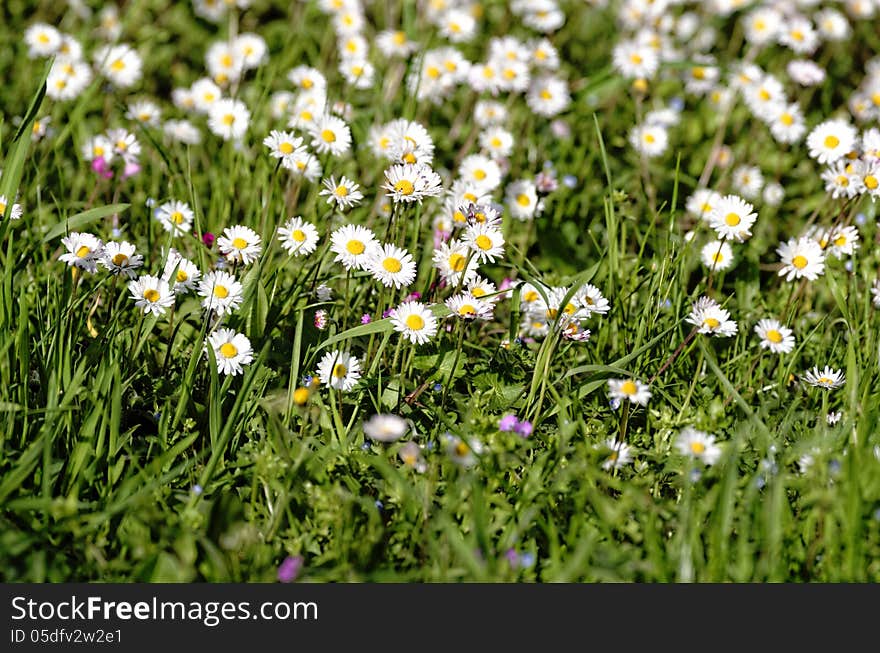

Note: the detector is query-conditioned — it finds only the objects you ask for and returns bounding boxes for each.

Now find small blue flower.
[145,197,156,208]
[361,442,371,451]
[519,552,536,568]
[609,397,621,410]
[845,260,853,272]
[669,97,685,111]
[562,174,577,188]
[432,383,442,392]
[689,468,702,483]
[828,459,841,475]
[855,212,866,225]
[375,500,383,510]
[192,484,203,495]
[755,475,766,490]
[302,374,314,386]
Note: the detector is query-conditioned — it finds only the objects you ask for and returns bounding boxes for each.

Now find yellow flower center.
[383,258,402,273]
[170,211,185,224]
[335,185,349,197]
[834,235,847,247]
[220,342,238,358]
[279,141,294,154]
[293,387,310,405]
[110,59,125,71]
[346,240,365,255]
[38,33,50,44]
[620,380,638,396]
[143,288,160,302]
[767,329,783,344]
[539,89,552,100]
[703,317,720,329]
[232,237,248,249]
[75,246,91,258]
[333,363,347,378]
[426,65,441,79]
[780,113,794,126]
[405,314,425,330]
[490,137,502,148]
[402,152,417,164]
[112,253,128,266]
[692,67,706,80]
[321,129,336,143]
[474,234,493,250]
[176,270,189,282]
[473,169,487,180]
[394,180,415,195]
[758,89,771,101]
[292,229,306,242]
[630,53,643,64]
[690,441,706,454]
[516,193,531,206]
[725,213,741,226]
[454,442,470,457]
[818,377,832,385]
[824,135,840,149]
[644,133,655,144]
[865,175,878,189]
[213,285,229,299]
[222,113,235,126]
[792,255,808,269]
[392,31,406,45]
[221,54,233,68]
[458,304,476,316]
[301,78,313,89]
[449,253,466,271]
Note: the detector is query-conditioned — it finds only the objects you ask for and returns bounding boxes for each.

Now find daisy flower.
[601,438,633,471]
[319,175,364,209]
[309,114,352,156]
[376,30,417,58]
[871,279,880,308]
[198,270,244,316]
[675,427,722,466]
[126,99,162,126]
[155,200,194,236]
[25,23,61,58]
[330,224,379,271]
[777,237,825,281]
[803,366,845,390]
[506,180,542,221]
[768,102,807,144]
[754,319,795,354]
[363,414,409,443]
[686,296,738,337]
[806,120,857,164]
[0,195,23,221]
[612,40,659,79]
[467,277,498,303]
[128,275,175,316]
[367,243,417,289]
[480,127,514,159]
[101,241,144,278]
[94,43,142,87]
[207,328,254,376]
[462,223,505,263]
[459,154,502,194]
[701,240,734,271]
[527,75,571,116]
[235,32,268,70]
[629,123,668,158]
[59,232,103,273]
[826,225,860,258]
[390,301,438,345]
[164,120,202,145]
[787,60,826,86]
[821,160,860,199]
[191,78,223,113]
[575,284,611,317]
[217,225,262,265]
[686,189,722,222]
[732,165,764,200]
[207,99,250,141]
[287,65,326,94]
[282,150,322,181]
[263,130,304,161]
[432,239,479,286]
[316,350,362,392]
[205,41,244,85]
[277,216,320,257]
[708,194,757,241]
[607,378,652,406]
[383,163,444,203]
[445,434,479,468]
[162,250,201,292]
[445,293,493,320]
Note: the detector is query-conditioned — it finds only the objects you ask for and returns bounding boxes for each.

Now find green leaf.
[42,204,131,243]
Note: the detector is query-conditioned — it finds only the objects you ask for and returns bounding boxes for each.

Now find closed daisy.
[330,224,379,271]
[462,223,505,263]
[207,328,254,376]
[803,366,845,390]
[101,241,144,278]
[607,378,652,406]
[128,275,175,316]
[277,216,320,257]
[367,243,417,289]
[675,427,722,466]
[59,232,103,273]
[777,237,825,281]
[708,194,757,241]
[754,319,795,354]
[317,350,361,391]
[198,270,244,316]
[390,301,438,345]
[320,175,364,209]
[155,200,194,236]
[218,226,262,265]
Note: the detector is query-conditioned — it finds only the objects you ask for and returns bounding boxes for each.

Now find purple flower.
[91,156,113,179]
[202,232,215,248]
[406,291,422,302]
[277,555,303,583]
[505,548,520,567]
[360,313,372,324]
[514,420,533,438]
[499,414,519,432]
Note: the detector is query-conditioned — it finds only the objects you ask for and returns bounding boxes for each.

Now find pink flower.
[202,232,215,248]
[91,156,113,179]
[121,160,141,179]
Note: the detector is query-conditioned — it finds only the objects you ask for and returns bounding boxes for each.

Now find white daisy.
[319,175,364,209]
[207,98,251,141]
[101,241,144,278]
[217,225,262,265]
[462,223,505,263]
[263,130,305,161]
[432,239,479,286]
[629,123,668,157]
[277,216,320,257]
[806,119,857,164]
[506,180,542,221]
[382,163,444,204]
[686,296,738,337]
[59,232,103,273]
[607,378,651,406]
[316,350,362,392]
[445,293,493,320]
[754,319,794,354]
[330,224,379,271]
[675,427,722,466]
[162,250,202,293]
[207,328,254,376]
[128,275,175,316]
[367,244,417,289]
[803,366,845,390]
[601,438,633,471]
[309,114,352,156]
[363,414,409,443]
[708,194,757,241]
[390,301,438,345]
[700,240,734,271]
[0,195,23,221]
[777,237,825,281]
[155,200,194,236]
[94,43,143,88]
[198,270,244,316]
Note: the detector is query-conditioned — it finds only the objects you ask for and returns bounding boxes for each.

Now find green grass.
[1,1,880,582]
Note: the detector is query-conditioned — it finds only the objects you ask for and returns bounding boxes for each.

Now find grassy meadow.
[1,0,880,582]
